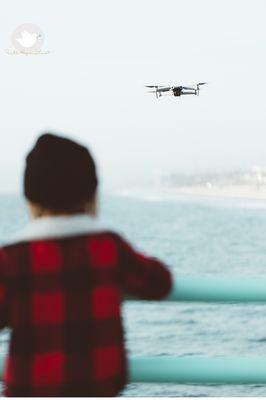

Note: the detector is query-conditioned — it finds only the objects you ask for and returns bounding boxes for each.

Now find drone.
[146,82,207,98]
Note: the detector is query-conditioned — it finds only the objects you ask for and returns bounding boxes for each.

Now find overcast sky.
[1,0,266,193]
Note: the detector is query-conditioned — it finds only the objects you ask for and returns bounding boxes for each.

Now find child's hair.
[24,133,98,211]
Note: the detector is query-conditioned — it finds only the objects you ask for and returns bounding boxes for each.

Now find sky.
[1,0,266,193]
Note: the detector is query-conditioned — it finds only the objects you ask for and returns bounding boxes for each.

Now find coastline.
[161,185,266,201]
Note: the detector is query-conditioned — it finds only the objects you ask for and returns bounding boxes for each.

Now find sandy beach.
[162,185,266,201]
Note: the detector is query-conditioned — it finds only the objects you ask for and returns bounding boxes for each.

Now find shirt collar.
[3,214,108,246]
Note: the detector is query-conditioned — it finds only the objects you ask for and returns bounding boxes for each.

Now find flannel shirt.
[0,216,172,397]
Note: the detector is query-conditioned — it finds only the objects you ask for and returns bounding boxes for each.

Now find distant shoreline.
[161,185,266,201]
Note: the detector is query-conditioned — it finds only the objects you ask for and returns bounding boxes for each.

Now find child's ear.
[27,201,44,219]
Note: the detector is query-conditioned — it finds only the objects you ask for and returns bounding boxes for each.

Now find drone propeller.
[196,82,207,96]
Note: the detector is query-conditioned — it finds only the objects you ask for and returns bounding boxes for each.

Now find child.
[0,133,172,396]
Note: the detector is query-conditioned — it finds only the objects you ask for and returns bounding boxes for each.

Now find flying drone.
[146,82,207,98]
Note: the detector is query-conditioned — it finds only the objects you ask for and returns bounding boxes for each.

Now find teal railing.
[165,275,266,302]
[128,276,266,384]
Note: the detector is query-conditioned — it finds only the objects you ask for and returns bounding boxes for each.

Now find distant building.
[162,167,266,190]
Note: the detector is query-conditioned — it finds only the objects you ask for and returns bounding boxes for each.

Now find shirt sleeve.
[0,249,12,329]
[116,235,173,300]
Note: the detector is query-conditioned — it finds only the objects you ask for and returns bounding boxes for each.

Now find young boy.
[0,133,172,396]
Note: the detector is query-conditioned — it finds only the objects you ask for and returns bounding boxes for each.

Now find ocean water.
[2,191,266,396]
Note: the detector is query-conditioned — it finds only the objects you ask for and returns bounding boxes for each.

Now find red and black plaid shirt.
[0,230,172,396]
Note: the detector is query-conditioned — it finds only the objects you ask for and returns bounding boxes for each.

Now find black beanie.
[24,133,98,210]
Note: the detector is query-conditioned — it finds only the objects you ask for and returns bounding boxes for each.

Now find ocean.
[1,190,266,396]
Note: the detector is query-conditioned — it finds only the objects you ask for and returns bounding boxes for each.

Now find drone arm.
[181,91,197,95]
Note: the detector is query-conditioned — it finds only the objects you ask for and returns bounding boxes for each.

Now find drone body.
[146,82,207,98]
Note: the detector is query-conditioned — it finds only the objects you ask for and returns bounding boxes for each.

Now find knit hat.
[24,133,98,210]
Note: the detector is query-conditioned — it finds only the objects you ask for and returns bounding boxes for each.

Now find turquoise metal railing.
[165,276,266,302]
[127,275,266,384]
[129,356,266,384]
